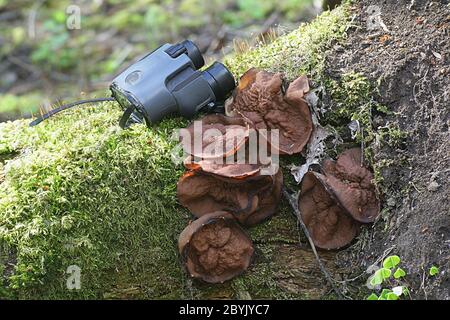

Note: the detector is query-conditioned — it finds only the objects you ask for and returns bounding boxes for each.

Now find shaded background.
[0,0,325,122]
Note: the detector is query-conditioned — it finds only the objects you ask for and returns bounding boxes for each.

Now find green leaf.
[429,266,439,276]
[380,288,392,299]
[370,268,392,286]
[383,255,401,269]
[367,293,378,300]
[370,273,383,286]
[394,268,406,279]
[386,292,399,300]
[380,268,392,279]
[402,287,410,297]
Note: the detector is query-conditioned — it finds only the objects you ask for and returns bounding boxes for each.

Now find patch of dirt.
[326,0,449,299]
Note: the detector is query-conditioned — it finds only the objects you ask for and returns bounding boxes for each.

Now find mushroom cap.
[178,211,254,283]
[322,148,380,223]
[184,159,261,179]
[177,168,283,227]
[228,68,313,155]
[244,168,283,227]
[299,171,361,250]
[183,141,277,180]
[179,114,249,159]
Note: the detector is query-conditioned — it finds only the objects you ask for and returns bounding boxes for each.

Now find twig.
[412,66,429,107]
[282,187,345,299]
[420,268,428,300]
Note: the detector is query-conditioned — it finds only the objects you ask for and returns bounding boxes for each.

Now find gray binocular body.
[110,40,236,128]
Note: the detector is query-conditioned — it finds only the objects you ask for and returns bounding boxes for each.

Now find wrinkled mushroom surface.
[299,171,360,250]
[177,168,283,227]
[227,68,313,155]
[179,114,249,159]
[322,148,380,223]
[178,211,254,283]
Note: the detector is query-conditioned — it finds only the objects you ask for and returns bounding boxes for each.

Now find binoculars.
[110,40,236,128]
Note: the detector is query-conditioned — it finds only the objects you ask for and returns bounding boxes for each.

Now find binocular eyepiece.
[110,40,236,128]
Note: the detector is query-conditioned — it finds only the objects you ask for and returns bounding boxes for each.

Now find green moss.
[324,72,372,123]
[0,3,354,299]
[375,124,408,148]
[0,103,190,298]
[224,2,352,80]
[321,69,409,202]
[322,71,393,166]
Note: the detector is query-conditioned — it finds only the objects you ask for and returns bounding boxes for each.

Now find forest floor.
[325,0,449,299]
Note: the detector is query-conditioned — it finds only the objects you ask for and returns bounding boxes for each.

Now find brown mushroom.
[183,138,277,179]
[177,168,283,227]
[322,148,380,223]
[179,114,249,160]
[245,168,283,227]
[178,211,254,283]
[227,68,313,155]
[184,157,262,179]
[299,171,361,250]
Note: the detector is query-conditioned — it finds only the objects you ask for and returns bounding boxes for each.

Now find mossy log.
[0,4,352,299]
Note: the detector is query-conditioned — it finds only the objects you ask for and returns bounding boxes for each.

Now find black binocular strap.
[118,105,137,129]
[29,97,115,127]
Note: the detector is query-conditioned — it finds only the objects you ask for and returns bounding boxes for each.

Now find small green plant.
[429,266,439,276]
[393,268,406,279]
[366,255,410,300]
[375,123,408,148]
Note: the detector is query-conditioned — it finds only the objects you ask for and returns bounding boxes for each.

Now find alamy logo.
[366,5,382,30]
[66,5,81,30]
[66,265,81,290]
[171,120,280,176]
[28,4,82,39]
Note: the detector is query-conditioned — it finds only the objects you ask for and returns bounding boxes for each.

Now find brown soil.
[326,0,449,299]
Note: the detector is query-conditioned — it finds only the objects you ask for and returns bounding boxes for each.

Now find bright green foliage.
[370,268,391,286]
[366,255,411,300]
[374,289,398,300]
[383,255,401,269]
[367,293,378,300]
[3,0,313,74]
[393,268,406,279]
[429,266,439,276]
[386,292,399,300]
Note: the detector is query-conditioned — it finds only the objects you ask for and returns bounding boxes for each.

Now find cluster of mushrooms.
[176,68,380,283]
